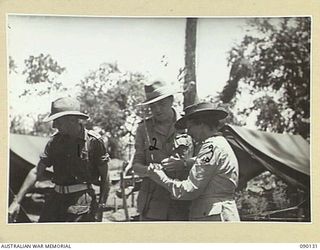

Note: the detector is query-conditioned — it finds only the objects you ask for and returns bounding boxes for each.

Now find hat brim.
[175,109,228,130]
[138,93,174,106]
[43,111,89,122]
[138,87,181,106]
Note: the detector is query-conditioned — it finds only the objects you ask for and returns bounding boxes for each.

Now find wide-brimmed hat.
[138,80,178,106]
[175,102,228,129]
[43,97,89,122]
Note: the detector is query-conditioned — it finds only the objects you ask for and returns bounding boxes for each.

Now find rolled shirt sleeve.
[90,138,109,167]
[38,138,54,168]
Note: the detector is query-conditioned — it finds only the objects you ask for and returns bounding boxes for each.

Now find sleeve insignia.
[198,144,214,164]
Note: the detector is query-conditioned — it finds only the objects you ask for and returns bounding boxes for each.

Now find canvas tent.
[10,134,51,194]
[9,134,53,222]
[221,125,310,191]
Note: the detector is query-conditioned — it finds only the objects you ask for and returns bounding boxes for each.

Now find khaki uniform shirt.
[133,110,194,220]
[149,135,240,221]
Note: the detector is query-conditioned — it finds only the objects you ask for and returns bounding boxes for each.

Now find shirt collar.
[202,132,223,143]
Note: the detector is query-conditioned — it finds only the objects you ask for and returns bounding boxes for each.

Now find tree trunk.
[183,18,198,109]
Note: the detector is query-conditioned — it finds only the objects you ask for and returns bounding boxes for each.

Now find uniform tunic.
[149,135,240,221]
[133,112,194,220]
[37,128,108,222]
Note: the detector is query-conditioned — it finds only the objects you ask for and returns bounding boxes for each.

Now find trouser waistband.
[54,183,92,194]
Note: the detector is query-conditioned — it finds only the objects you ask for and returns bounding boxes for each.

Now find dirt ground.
[99,182,139,222]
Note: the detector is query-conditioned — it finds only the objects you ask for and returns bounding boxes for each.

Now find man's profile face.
[52,116,80,137]
[186,119,202,141]
[149,96,173,122]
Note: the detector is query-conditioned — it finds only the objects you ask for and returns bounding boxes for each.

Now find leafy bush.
[236,171,309,221]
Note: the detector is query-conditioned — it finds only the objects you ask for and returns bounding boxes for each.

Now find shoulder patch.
[87,130,102,139]
[198,142,215,164]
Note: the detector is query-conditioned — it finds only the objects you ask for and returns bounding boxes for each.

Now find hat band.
[145,87,174,101]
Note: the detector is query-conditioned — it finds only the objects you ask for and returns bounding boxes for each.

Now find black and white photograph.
[7,15,311,224]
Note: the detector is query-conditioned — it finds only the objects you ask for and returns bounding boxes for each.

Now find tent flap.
[221,125,310,189]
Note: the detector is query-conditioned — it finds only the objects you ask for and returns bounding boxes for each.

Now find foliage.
[202,95,244,127]
[218,17,311,221]
[10,55,146,157]
[10,115,28,134]
[21,53,66,97]
[10,113,54,137]
[220,17,310,139]
[31,114,55,137]
[236,171,308,221]
[10,53,66,136]
[9,56,18,74]
[77,62,146,158]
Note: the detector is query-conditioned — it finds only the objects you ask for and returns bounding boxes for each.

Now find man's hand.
[147,163,163,171]
[161,155,185,172]
[8,200,21,223]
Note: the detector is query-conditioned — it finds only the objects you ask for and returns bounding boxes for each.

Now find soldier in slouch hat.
[133,79,194,221]
[148,102,240,221]
[9,97,109,222]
